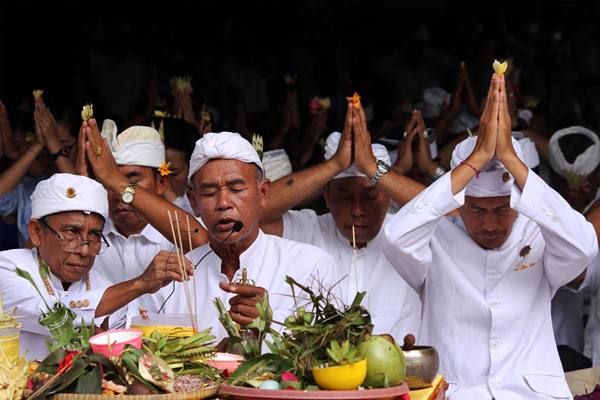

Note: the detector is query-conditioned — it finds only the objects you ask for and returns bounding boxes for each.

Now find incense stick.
[351,225,358,293]
[186,214,197,326]
[168,211,196,333]
[174,212,196,333]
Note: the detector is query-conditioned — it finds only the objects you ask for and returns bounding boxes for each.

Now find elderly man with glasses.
[0,173,193,360]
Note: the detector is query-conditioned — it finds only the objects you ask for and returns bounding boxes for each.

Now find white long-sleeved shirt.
[383,170,598,400]
[135,230,339,342]
[282,210,421,342]
[0,249,122,361]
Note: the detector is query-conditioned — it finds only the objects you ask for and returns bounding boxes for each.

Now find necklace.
[38,258,91,296]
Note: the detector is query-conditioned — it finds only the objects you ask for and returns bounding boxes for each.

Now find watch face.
[122,191,134,204]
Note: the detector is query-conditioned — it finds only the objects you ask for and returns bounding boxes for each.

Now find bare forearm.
[261,159,341,223]
[108,177,208,251]
[95,278,146,317]
[0,143,44,195]
[377,170,427,207]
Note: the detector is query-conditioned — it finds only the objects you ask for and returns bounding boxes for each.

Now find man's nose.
[216,188,233,211]
[480,212,500,231]
[351,198,367,218]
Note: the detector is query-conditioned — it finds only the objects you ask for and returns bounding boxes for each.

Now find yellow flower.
[493,59,508,76]
[346,92,361,109]
[318,97,331,110]
[81,103,94,121]
[66,187,76,198]
[32,89,44,98]
[157,162,173,176]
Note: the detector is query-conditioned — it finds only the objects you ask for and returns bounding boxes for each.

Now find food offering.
[24,328,222,400]
[217,276,413,399]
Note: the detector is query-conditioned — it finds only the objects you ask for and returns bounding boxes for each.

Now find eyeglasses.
[40,218,110,255]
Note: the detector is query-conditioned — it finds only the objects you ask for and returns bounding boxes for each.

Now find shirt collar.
[104,219,164,244]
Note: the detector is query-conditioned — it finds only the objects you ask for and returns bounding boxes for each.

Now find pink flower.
[281,372,299,382]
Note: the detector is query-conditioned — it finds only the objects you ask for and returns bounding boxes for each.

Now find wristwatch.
[430,165,447,181]
[370,160,391,185]
[121,181,137,204]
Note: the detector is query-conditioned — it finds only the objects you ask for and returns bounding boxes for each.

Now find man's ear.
[29,219,43,247]
[258,179,271,207]
[155,174,169,196]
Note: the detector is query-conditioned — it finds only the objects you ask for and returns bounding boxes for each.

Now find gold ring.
[95,146,102,157]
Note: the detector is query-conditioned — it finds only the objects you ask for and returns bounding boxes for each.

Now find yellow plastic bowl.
[131,325,194,338]
[312,358,367,390]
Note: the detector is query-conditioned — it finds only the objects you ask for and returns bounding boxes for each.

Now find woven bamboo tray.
[51,384,220,400]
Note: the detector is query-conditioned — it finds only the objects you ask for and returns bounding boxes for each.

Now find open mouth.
[215,218,236,232]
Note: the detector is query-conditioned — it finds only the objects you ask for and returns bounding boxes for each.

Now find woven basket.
[50,384,220,400]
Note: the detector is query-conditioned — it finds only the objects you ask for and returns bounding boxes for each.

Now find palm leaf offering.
[217,275,384,389]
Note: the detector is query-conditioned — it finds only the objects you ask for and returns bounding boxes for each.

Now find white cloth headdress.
[31,173,109,220]
[451,136,524,197]
[324,131,391,180]
[108,126,165,168]
[188,132,264,183]
[262,149,292,181]
[549,126,600,186]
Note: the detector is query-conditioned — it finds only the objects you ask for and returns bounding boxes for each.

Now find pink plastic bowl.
[207,352,244,375]
[89,328,143,358]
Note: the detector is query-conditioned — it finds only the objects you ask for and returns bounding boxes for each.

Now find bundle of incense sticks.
[168,210,197,334]
[352,225,358,292]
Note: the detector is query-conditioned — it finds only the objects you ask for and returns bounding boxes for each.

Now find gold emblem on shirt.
[66,187,76,198]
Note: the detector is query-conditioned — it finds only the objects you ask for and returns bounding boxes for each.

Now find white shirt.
[282,210,421,342]
[551,287,585,352]
[135,230,338,342]
[0,249,119,361]
[94,220,176,285]
[383,171,598,400]
[581,255,600,364]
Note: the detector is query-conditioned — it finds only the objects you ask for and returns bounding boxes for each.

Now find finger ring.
[403,131,408,138]
[95,146,102,157]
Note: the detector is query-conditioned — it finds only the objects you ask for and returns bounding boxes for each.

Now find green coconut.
[357,335,406,388]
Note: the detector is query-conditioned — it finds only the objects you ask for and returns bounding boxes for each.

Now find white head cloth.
[262,149,292,181]
[420,87,479,134]
[549,126,600,179]
[31,173,109,221]
[451,136,524,197]
[421,87,449,120]
[512,131,540,169]
[188,131,264,183]
[109,126,165,168]
[324,131,391,180]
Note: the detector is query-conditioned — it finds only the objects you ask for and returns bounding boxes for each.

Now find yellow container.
[0,326,20,362]
[312,358,367,390]
[131,314,194,337]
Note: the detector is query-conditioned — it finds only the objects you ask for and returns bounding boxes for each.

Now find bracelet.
[460,161,480,178]
[50,149,63,162]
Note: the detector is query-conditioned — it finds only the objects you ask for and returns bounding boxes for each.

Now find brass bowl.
[403,345,440,389]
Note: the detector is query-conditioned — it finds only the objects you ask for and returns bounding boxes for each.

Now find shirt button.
[82,299,90,307]
[417,202,424,209]
[491,340,502,349]
[69,300,77,308]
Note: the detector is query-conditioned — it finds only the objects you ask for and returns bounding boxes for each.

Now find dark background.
[1,0,600,132]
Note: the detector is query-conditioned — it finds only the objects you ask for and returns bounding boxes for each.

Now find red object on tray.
[219,382,410,400]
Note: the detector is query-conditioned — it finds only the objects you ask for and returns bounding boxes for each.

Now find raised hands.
[0,101,19,160]
[331,102,354,172]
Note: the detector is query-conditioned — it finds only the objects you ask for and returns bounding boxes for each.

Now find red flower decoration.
[58,351,81,372]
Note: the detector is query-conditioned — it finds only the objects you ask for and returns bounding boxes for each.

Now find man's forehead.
[465,195,511,208]
[329,177,376,191]
[46,211,105,226]
[195,159,256,182]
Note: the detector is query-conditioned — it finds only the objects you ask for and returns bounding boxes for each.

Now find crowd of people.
[1,4,600,399]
